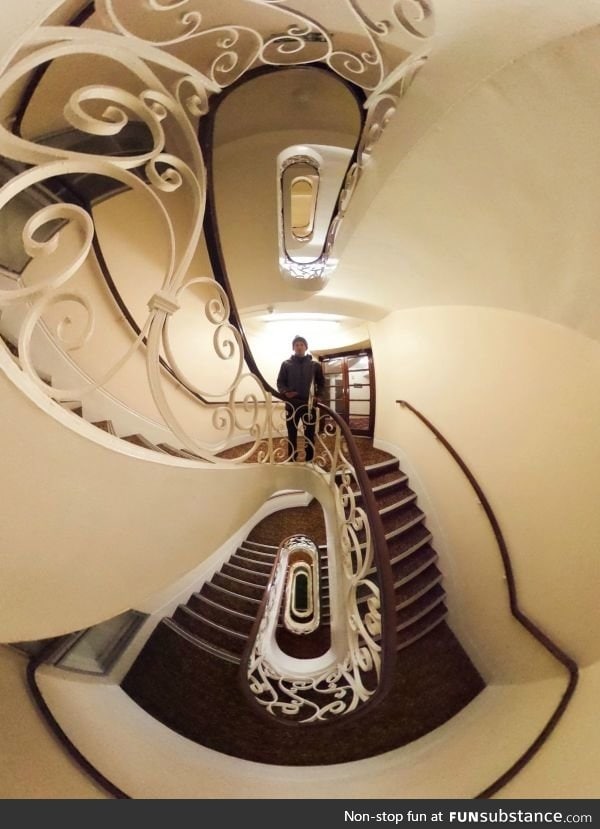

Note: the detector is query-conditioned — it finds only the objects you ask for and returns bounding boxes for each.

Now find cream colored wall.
[370,306,600,671]
[0,350,306,642]
[0,647,107,799]
[330,16,600,336]
[16,188,261,447]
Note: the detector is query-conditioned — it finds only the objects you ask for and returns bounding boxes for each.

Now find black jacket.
[277,354,325,401]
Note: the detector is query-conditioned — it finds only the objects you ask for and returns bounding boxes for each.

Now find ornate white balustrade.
[246,424,385,723]
[0,0,425,718]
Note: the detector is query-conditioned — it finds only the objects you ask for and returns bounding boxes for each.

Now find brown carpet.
[121,437,486,765]
[122,620,484,765]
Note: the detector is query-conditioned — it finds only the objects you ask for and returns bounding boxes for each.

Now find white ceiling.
[17,0,600,342]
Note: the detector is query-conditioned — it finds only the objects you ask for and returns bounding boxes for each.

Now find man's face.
[293,340,307,357]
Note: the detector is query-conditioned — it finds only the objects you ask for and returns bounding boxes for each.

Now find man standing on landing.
[277,335,325,462]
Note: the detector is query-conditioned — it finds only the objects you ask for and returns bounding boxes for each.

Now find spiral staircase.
[0,0,596,802]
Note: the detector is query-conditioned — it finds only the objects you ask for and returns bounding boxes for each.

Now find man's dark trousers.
[285,401,317,461]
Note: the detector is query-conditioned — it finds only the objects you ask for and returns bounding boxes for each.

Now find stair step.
[92,420,117,436]
[360,545,438,603]
[397,604,448,651]
[122,434,165,452]
[187,593,256,634]
[211,572,265,601]
[199,583,260,616]
[237,545,276,562]
[395,563,443,608]
[371,474,408,495]
[381,503,424,536]
[394,584,446,631]
[378,489,418,515]
[157,443,201,459]
[353,506,425,551]
[222,561,270,586]
[229,553,273,575]
[391,544,438,586]
[173,605,247,656]
[364,458,400,480]
[241,539,278,552]
[386,524,433,563]
[163,617,241,664]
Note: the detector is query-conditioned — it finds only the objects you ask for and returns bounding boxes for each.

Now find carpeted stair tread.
[121,619,484,765]
[397,603,448,651]
[199,583,261,616]
[229,553,273,574]
[390,543,438,585]
[221,561,270,586]
[394,563,443,608]
[381,503,425,536]
[394,584,446,630]
[374,483,416,511]
[187,593,255,634]
[236,546,276,563]
[351,505,425,549]
[173,605,247,656]
[364,458,400,480]
[361,544,438,602]
[211,572,265,601]
[162,618,241,664]
[386,523,433,561]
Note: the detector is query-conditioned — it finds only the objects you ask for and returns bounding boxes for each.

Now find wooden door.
[320,349,375,436]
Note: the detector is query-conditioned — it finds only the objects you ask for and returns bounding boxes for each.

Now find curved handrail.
[26,640,130,799]
[396,399,578,798]
[198,64,365,392]
[237,401,397,724]
[196,70,396,715]
[316,398,397,693]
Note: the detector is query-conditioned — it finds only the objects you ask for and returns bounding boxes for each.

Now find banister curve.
[197,69,396,716]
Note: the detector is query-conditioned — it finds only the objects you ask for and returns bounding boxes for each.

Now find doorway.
[320,349,375,437]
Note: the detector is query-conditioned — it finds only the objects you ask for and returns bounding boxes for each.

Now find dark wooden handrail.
[26,639,130,799]
[315,399,397,695]
[238,412,398,725]
[197,71,396,714]
[396,399,578,798]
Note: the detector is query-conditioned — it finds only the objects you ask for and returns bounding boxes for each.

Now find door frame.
[318,347,376,437]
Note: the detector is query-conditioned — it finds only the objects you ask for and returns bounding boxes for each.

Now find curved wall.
[370,306,600,670]
[0,350,313,641]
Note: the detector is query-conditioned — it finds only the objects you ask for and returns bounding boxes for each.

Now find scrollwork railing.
[241,404,397,724]
[0,3,409,721]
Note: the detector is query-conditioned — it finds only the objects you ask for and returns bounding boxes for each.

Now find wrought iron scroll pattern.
[97,1,434,92]
[240,404,396,724]
[0,5,399,720]
[96,2,434,289]
[0,27,276,461]
[245,430,386,722]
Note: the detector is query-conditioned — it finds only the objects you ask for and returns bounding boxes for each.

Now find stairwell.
[120,443,484,764]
